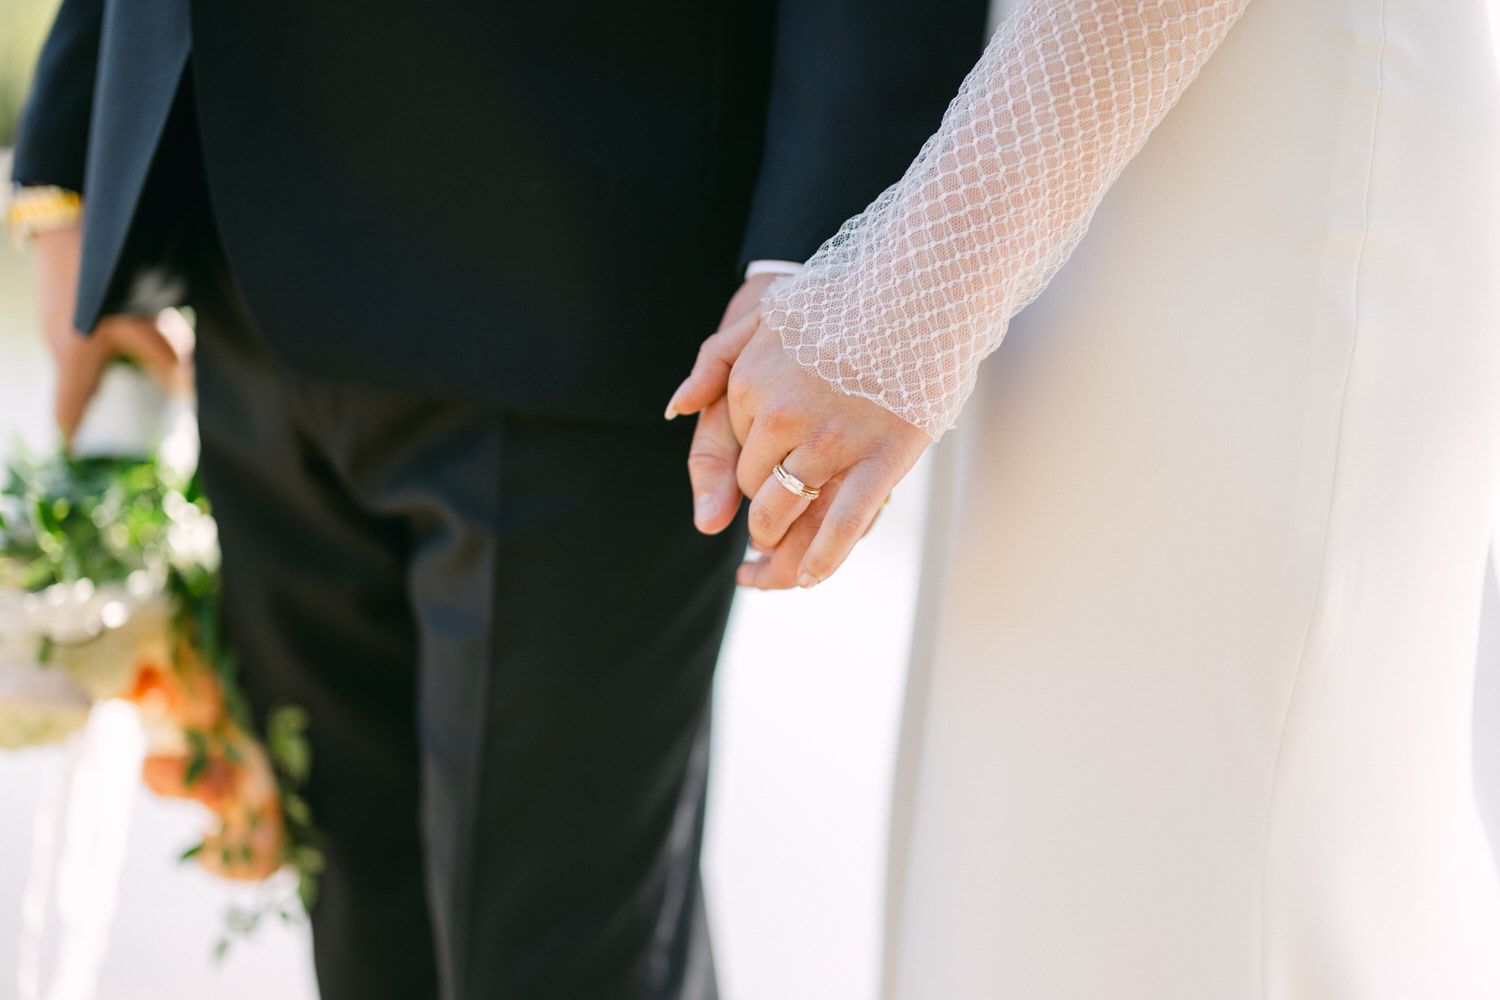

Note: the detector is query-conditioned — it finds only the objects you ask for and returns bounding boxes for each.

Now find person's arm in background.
[9,0,186,442]
[11,0,102,194]
[690,0,992,535]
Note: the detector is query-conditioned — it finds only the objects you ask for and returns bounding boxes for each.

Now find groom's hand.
[31,223,191,441]
[718,272,779,341]
[669,302,931,589]
[720,320,929,588]
[671,272,779,535]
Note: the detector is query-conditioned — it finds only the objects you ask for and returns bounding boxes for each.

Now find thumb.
[665,305,761,419]
[686,395,744,535]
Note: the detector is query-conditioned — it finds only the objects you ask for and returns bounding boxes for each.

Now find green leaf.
[1,449,170,589]
[293,844,325,876]
[266,705,312,785]
[282,792,312,827]
[298,871,319,913]
[183,730,210,787]
[179,842,205,863]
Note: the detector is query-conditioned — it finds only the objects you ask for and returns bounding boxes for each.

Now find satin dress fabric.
[884,0,1500,996]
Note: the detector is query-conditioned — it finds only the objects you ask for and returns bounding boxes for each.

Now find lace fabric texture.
[762,0,1252,439]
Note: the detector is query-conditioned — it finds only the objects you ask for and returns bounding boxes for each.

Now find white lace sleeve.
[761,0,1252,439]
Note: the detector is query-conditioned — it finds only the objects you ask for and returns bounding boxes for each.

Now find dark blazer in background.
[12,0,988,421]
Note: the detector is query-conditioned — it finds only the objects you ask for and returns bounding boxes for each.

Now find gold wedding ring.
[772,462,821,501]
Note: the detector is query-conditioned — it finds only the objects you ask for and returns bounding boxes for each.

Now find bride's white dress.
[766,0,1500,995]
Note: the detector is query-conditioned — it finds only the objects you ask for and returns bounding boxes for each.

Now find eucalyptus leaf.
[267,704,312,785]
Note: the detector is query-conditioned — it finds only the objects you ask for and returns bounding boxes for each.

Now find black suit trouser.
[183,215,742,1000]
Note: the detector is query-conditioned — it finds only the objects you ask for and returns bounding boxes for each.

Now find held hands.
[668,295,931,590]
[31,223,192,442]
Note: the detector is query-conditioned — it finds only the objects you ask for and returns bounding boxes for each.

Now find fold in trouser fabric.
[189,213,739,1000]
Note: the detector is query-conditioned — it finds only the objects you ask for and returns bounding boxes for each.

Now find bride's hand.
[669,310,931,589]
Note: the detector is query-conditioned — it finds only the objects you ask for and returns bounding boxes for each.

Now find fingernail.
[664,399,680,421]
[694,492,717,524]
[797,573,820,589]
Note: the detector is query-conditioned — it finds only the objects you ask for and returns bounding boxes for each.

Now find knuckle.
[796,423,843,466]
[711,331,742,364]
[686,451,728,477]
[857,443,904,480]
[800,564,830,587]
[727,372,751,408]
[746,502,780,539]
[750,552,797,590]
[825,509,868,543]
[801,548,838,582]
[758,406,796,437]
[762,567,797,591]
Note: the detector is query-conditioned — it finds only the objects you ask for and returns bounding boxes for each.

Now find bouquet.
[0,380,320,951]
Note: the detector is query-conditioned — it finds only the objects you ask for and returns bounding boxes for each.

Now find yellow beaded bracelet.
[5,185,83,248]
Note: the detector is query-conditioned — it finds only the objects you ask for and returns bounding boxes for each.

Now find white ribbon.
[17,702,146,1000]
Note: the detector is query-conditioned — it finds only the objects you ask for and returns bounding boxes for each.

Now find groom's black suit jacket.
[13,5,989,996]
[13,0,987,420]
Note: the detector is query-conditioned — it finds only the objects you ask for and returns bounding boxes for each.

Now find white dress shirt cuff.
[745,259,804,279]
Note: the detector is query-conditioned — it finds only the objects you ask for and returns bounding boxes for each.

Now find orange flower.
[142,722,289,881]
[197,731,286,881]
[141,750,238,809]
[199,798,286,882]
[124,637,226,732]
